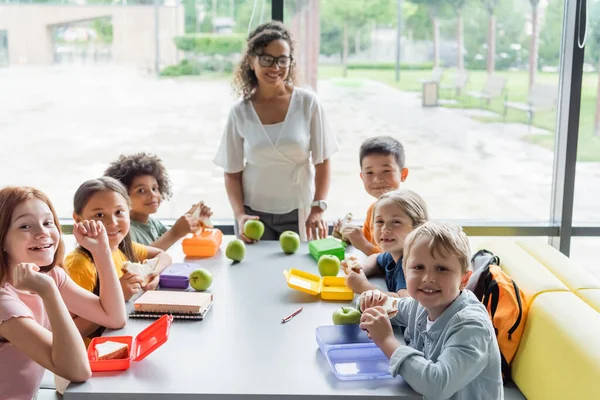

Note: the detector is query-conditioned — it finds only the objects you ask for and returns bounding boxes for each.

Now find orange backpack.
[467,249,529,381]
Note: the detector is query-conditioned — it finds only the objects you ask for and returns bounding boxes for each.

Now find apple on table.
[279,230,300,254]
[318,254,341,277]
[189,268,212,291]
[226,239,246,262]
[332,306,361,325]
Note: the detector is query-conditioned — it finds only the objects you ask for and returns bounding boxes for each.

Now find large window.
[1,0,597,275]
[0,0,273,221]
[283,0,566,223]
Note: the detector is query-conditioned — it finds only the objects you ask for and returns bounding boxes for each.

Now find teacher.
[214,21,338,243]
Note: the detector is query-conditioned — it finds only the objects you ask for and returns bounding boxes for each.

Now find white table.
[64,239,421,399]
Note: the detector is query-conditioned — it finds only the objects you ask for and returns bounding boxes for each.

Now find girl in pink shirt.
[0,187,127,399]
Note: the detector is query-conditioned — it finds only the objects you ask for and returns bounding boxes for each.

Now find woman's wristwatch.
[310,200,328,211]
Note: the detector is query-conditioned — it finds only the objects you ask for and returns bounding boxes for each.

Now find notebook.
[130,290,213,320]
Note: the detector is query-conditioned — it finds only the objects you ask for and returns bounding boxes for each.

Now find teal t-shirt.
[129,217,168,245]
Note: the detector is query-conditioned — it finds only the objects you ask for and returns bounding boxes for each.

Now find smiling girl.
[343,189,428,298]
[63,177,171,339]
[0,186,126,400]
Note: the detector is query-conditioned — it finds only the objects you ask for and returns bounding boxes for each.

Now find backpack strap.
[482,280,500,335]
[501,352,513,383]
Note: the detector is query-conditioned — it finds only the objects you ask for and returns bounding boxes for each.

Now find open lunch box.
[316,324,393,381]
[182,229,223,258]
[87,314,173,372]
[308,237,347,262]
[283,268,353,301]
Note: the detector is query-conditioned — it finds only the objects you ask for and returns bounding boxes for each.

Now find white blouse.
[214,87,338,237]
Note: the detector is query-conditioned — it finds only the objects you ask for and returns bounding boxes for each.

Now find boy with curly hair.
[105,153,212,250]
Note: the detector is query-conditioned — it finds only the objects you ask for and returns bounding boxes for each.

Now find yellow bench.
[478,241,600,400]
[517,240,600,313]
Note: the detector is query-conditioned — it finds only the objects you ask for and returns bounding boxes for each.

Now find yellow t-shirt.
[362,202,383,255]
[63,243,149,293]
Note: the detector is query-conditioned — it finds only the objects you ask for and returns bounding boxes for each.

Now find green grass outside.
[318,65,600,162]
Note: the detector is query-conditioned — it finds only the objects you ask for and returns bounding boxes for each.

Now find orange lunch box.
[182,229,223,258]
[87,314,173,372]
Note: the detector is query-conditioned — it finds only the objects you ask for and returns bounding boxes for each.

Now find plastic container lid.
[133,314,173,362]
[87,314,173,372]
[283,269,353,301]
[308,237,347,262]
[159,263,198,289]
[182,229,223,258]
[316,324,373,353]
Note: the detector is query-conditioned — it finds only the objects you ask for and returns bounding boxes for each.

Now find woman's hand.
[73,220,110,256]
[305,208,327,241]
[236,214,260,243]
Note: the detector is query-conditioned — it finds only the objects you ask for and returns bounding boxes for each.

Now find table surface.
[63,238,421,399]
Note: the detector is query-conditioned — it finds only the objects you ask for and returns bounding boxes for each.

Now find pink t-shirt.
[0,267,67,400]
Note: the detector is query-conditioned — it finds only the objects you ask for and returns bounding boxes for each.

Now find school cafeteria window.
[0,0,271,222]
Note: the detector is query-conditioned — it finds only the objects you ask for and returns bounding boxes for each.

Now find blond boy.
[359,221,503,400]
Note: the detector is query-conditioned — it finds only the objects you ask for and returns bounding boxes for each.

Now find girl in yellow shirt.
[63,177,172,338]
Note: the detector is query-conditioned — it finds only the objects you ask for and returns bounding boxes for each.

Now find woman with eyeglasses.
[214,21,338,243]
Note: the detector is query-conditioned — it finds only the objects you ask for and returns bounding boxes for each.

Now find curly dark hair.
[104,153,173,201]
[232,21,297,102]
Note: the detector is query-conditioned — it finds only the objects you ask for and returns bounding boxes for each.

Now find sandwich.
[192,201,214,229]
[332,212,353,241]
[358,292,399,319]
[344,254,362,274]
[122,258,160,286]
[95,341,129,360]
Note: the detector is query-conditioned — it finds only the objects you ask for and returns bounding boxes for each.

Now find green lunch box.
[308,237,347,262]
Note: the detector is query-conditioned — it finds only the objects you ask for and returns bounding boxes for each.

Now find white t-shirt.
[214,87,339,218]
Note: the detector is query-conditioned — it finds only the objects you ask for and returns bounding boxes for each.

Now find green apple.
[318,254,340,277]
[189,268,212,291]
[332,306,361,325]
[243,220,265,241]
[279,231,300,254]
[225,239,246,262]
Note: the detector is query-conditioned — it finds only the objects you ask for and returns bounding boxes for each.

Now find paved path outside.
[1,65,597,277]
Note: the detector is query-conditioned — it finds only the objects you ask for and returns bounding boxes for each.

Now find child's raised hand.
[359,289,389,312]
[73,220,110,255]
[197,203,213,219]
[341,224,364,245]
[172,214,200,238]
[12,263,55,295]
[359,306,393,344]
[120,272,144,301]
[345,268,370,294]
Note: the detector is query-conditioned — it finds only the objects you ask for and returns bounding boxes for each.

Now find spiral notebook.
[130,290,213,320]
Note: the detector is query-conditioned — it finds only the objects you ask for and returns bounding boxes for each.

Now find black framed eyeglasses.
[252,53,293,68]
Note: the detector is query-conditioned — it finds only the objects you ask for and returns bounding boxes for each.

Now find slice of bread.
[95,341,129,360]
[332,213,353,240]
[122,258,159,286]
[192,201,213,229]
[344,254,362,273]
[358,292,399,319]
